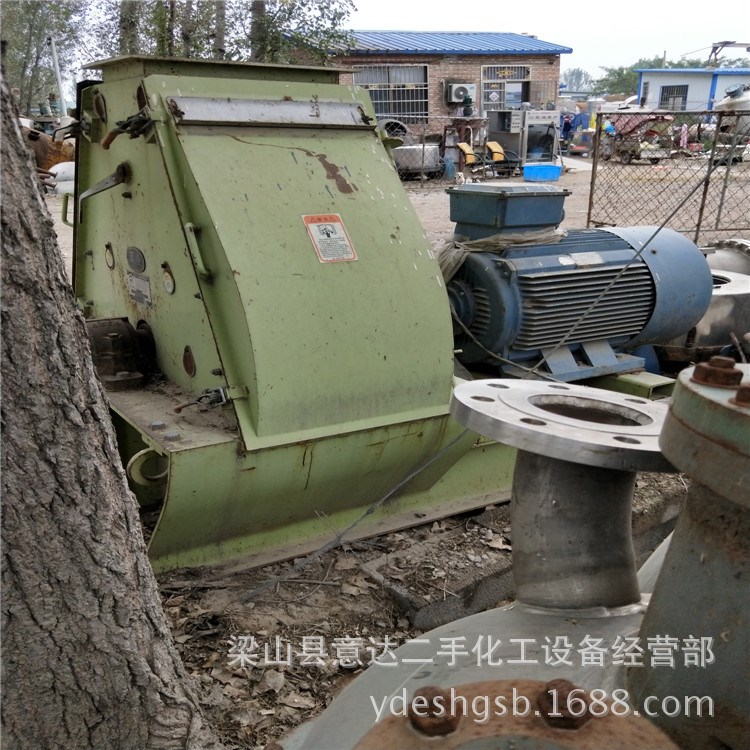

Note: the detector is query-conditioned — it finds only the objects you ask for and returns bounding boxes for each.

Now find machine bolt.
[408,686,460,737]
[730,383,750,408]
[164,431,182,441]
[707,356,736,368]
[537,679,592,730]
[149,420,167,430]
[691,356,742,388]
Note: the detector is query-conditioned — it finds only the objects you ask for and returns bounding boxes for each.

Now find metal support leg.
[450,379,673,610]
[512,449,639,608]
[628,362,750,749]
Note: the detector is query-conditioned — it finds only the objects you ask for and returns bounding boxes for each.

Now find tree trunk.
[19,1,44,115]
[213,0,226,59]
[180,0,194,57]
[152,0,175,57]
[118,0,140,56]
[0,73,223,750]
[167,0,177,57]
[249,0,266,61]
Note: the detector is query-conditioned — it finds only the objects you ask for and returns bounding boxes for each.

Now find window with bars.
[659,85,689,110]
[481,65,530,111]
[352,65,429,122]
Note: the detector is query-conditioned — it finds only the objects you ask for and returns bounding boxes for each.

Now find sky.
[347,0,750,75]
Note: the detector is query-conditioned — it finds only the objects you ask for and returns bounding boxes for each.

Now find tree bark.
[167,0,177,57]
[0,73,223,750]
[249,0,266,61]
[18,0,45,115]
[212,0,226,59]
[180,0,195,58]
[152,0,174,57]
[118,0,140,56]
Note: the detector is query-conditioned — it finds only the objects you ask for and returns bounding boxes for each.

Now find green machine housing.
[71,56,515,571]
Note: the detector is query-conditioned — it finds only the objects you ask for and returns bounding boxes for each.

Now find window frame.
[658,84,689,111]
[352,64,429,123]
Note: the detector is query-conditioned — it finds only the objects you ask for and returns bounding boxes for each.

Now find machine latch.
[102,109,154,150]
[78,162,132,223]
[173,387,228,413]
[225,385,249,401]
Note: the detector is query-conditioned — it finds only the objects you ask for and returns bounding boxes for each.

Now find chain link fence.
[586,111,750,245]
[382,110,750,246]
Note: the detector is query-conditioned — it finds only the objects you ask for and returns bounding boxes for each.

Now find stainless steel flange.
[451,379,674,609]
[451,379,673,473]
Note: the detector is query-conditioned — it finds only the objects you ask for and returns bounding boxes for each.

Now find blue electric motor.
[446,186,713,380]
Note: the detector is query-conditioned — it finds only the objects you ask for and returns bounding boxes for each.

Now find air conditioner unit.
[447,83,477,104]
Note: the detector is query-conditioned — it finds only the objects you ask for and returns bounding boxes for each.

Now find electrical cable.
[241,427,470,602]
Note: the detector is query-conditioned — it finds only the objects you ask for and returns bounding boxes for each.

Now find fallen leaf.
[202,683,226,707]
[352,575,376,589]
[223,684,248,699]
[281,693,316,709]
[210,667,237,685]
[334,557,358,571]
[256,669,284,694]
[486,538,512,550]
[230,707,262,727]
[384,567,407,581]
[341,584,361,596]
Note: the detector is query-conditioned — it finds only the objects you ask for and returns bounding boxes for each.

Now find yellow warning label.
[303,214,357,263]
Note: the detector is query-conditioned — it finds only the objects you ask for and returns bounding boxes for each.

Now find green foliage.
[78,0,354,64]
[1,1,324,116]
[719,56,750,68]
[560,67,594,92]
[80,1,226,61]
[1,0,84,115]
[593,54,750,96]
[593,66,638,96]
[594,56,668,96]
[244,0,355,64]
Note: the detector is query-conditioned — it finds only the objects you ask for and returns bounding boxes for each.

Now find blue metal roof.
[636,68,750,74]
[347,31,571,56]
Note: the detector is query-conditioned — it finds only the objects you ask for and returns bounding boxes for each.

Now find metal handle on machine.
[184,222,212,280]
[61,192,74,227]
[77,161,132,223]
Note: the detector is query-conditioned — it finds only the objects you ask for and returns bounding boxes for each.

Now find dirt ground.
[154,473,685,750]
[406,155,594,245]
[44,159,688,750]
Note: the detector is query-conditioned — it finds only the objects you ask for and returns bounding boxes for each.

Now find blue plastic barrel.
[444,156,456,180]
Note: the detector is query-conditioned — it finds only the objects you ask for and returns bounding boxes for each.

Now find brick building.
[330,31,572,170]
[333,31,572,127]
